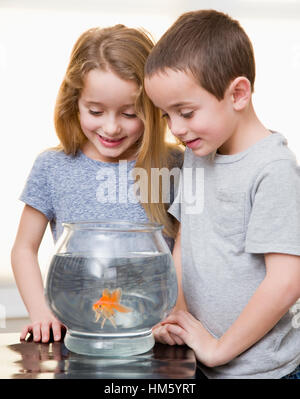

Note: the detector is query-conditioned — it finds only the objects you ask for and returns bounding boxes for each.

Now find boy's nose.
[169,117,188,138]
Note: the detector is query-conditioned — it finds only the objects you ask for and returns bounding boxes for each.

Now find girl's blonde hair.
[54,25,182,239]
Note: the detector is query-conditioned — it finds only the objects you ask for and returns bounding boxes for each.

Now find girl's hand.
[20,313,66,343]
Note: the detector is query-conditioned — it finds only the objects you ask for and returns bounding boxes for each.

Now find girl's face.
[78,69,144,162]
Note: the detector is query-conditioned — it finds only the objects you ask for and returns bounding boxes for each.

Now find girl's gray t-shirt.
[20,149,175,250]
[169,132,300,379]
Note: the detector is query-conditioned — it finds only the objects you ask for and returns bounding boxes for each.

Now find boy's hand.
[161,310,220,367]
[20,312,66,343]
[152,322,185,346]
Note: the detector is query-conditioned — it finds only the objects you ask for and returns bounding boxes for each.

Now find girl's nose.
[102,115,121,136]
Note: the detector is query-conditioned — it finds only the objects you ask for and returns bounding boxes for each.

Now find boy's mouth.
[185,138,202,149]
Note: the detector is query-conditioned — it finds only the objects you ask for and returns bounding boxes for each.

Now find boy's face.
[145,69,237,157]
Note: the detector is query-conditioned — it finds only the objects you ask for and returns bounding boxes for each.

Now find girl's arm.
[11,205,64,342]
[163,252,300,367]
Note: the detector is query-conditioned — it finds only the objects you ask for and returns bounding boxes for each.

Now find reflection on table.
[0,333,196,379]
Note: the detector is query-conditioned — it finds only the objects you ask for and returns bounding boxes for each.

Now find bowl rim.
[62,220,163,232]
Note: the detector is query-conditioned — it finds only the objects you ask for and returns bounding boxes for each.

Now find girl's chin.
[92,143,137,162]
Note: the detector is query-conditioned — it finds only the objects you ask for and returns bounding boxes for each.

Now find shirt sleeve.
[19,151,54,220]
[245,159,300,255]
[168,168,182,222]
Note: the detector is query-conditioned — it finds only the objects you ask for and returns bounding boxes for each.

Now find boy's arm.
[172,226,188,312]
[164,252,300,367]
[214,252,300,365]
[152,226,187,345]
[11,205,64,342]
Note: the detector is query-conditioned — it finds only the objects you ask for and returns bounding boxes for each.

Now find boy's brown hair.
[145,9,256,100]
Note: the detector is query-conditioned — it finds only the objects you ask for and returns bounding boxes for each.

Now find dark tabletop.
[0,333,196,379]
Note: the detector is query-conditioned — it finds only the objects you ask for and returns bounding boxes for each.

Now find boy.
[144,10,300,379]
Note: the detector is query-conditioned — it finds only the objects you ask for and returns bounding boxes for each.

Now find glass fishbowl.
[45,221,178,357]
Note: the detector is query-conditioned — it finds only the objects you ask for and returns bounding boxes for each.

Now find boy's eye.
[180,111,194,119]
[89,110,103,116]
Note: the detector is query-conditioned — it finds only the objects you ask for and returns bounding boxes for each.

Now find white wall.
[1,0,300,318]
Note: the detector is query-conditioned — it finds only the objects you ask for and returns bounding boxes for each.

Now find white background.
[1,0,300,318]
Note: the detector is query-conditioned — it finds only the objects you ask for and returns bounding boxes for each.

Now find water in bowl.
[45,252,177,356]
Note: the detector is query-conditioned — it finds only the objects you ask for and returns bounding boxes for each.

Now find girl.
[11,25,183,343]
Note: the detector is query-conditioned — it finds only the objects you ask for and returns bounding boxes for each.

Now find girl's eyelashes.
[122,113,137,118]
[89,110,103,116]
[88,110,137,118]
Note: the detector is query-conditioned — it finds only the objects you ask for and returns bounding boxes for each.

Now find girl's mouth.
[96,133,126,148]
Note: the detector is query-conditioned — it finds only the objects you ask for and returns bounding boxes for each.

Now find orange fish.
[92,288,132,328]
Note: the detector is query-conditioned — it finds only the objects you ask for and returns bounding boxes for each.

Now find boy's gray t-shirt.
[20,149,175,249]
[169,132,300,379]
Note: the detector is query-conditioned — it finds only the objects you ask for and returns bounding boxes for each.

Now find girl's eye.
[180,111,194,119]
[122,113,137,118]
[89,110,103,116]
[161,113,169,119]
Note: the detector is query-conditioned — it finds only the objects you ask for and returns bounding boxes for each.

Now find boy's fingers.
[161,312,185,326]
[166,323,188,342]
[153,324,185,345]
[154,325,177,345]
[152,322,162,330]
[163,310,196,329]
[170,333,185,345]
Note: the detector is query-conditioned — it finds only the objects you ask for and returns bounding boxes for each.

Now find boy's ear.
[228,77,251,111]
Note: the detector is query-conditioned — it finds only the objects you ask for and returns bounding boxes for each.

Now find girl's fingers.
[32,323,42,342]
[51,321,62,341]
[20,320,65,343]
[20,325,31,340]
[41,322,50,343]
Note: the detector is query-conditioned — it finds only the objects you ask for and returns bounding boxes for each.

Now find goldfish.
[92,288,132,328]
